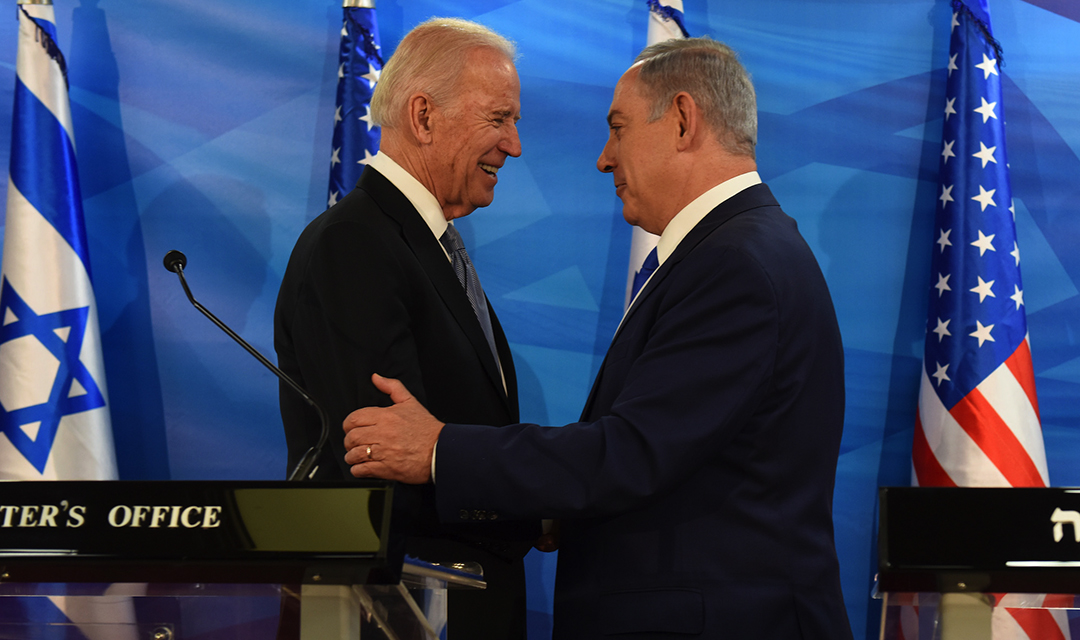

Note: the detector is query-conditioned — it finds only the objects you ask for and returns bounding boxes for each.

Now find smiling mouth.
[479,163,499,176]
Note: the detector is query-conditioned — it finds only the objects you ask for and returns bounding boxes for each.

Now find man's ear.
[672,91,699,152]
[407,93,435,144]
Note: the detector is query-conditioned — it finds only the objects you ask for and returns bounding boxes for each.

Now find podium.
[876,487,1080,640]
[0,480,481,639]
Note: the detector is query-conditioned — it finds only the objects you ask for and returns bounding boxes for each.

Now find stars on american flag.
[361,63,381,89]
[933,318,952,342]
[970,320,995,347]
[970,229,995,255]
[970,276,995,302]
[327,6,383,208]
[971,185,996,210]
[936,228,952,251]
[923,7,1029,407]
[359,104,377,131]
[974,96,998,122]
[972,141,997,167]
[975,53,999,79]
[935,273,952,297]
[942,139,956,163]
[939,185,954,208]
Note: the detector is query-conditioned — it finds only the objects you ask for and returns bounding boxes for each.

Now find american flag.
[327,0,383,208]
[910,1,1068,638]
[623,0,689,308]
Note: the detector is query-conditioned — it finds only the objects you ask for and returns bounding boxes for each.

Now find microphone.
[162,250,328,481]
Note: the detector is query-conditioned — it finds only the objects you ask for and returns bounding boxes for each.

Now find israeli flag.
[1,3,117,480]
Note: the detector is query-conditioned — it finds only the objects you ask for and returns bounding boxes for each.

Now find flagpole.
[343,0,375,7]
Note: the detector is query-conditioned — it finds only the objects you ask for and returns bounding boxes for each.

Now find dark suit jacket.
[274,166,532,639]
[435,184,853,639]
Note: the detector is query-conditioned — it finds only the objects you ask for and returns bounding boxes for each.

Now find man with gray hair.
[275,17,533,639]
[342,36,853,639]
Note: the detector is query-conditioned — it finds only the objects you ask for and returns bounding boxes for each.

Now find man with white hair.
[275,18,533,639]
[343,37,853,639]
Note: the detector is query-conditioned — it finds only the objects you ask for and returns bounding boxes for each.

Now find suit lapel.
[581,183,780,418]
[357,168,512,411]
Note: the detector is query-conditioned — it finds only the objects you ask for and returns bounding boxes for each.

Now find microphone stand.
[163,250,328,481]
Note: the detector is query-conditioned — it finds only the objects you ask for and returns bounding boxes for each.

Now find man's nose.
[500,124,522,158]
[597,138,615,173]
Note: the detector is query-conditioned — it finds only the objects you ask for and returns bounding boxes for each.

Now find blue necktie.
[630,247,659,301]
[440,225,501,371]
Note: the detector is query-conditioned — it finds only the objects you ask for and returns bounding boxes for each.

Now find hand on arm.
[343,373,445,484]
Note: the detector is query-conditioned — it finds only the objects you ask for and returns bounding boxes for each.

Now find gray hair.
[633,37,757,158]
[371,18,516,130]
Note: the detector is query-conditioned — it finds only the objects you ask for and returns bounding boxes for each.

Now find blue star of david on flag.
[0,279,106,472]
[327,3,383,208]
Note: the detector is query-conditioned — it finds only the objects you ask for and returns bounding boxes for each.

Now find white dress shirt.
[623,171,762,318]
[367,151,453,263]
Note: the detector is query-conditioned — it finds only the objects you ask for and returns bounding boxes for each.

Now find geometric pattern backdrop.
[1,1,1078,638]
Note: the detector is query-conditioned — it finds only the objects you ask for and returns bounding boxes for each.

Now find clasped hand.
[343,373,445,484]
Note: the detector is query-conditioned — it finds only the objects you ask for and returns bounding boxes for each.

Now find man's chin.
[471,191,496,210]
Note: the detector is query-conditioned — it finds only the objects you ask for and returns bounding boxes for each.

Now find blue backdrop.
[2,1,1078,638]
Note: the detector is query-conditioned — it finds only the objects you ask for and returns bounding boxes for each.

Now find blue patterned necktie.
[630,247,659,301]
[440,225,501,371]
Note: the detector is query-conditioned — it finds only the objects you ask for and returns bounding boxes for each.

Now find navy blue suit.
[436,183,852,639]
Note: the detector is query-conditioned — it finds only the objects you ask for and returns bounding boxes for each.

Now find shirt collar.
[655,171,762,266]
[368,151,449,251]
[621,171,762,319]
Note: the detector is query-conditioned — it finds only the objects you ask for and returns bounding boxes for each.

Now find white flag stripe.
[978,358,1049,484]
[15,6,77,146]
[990,606,1069,640]
[899,603,920,639]
[917,368,1010,487]
[997,594,1050,608]
[647,0,686,45]
[996,593,1071,638]
[3,182,97,313]
[992,608,1026,639]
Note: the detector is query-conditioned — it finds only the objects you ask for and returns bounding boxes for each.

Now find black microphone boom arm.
[162,250,328,481]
